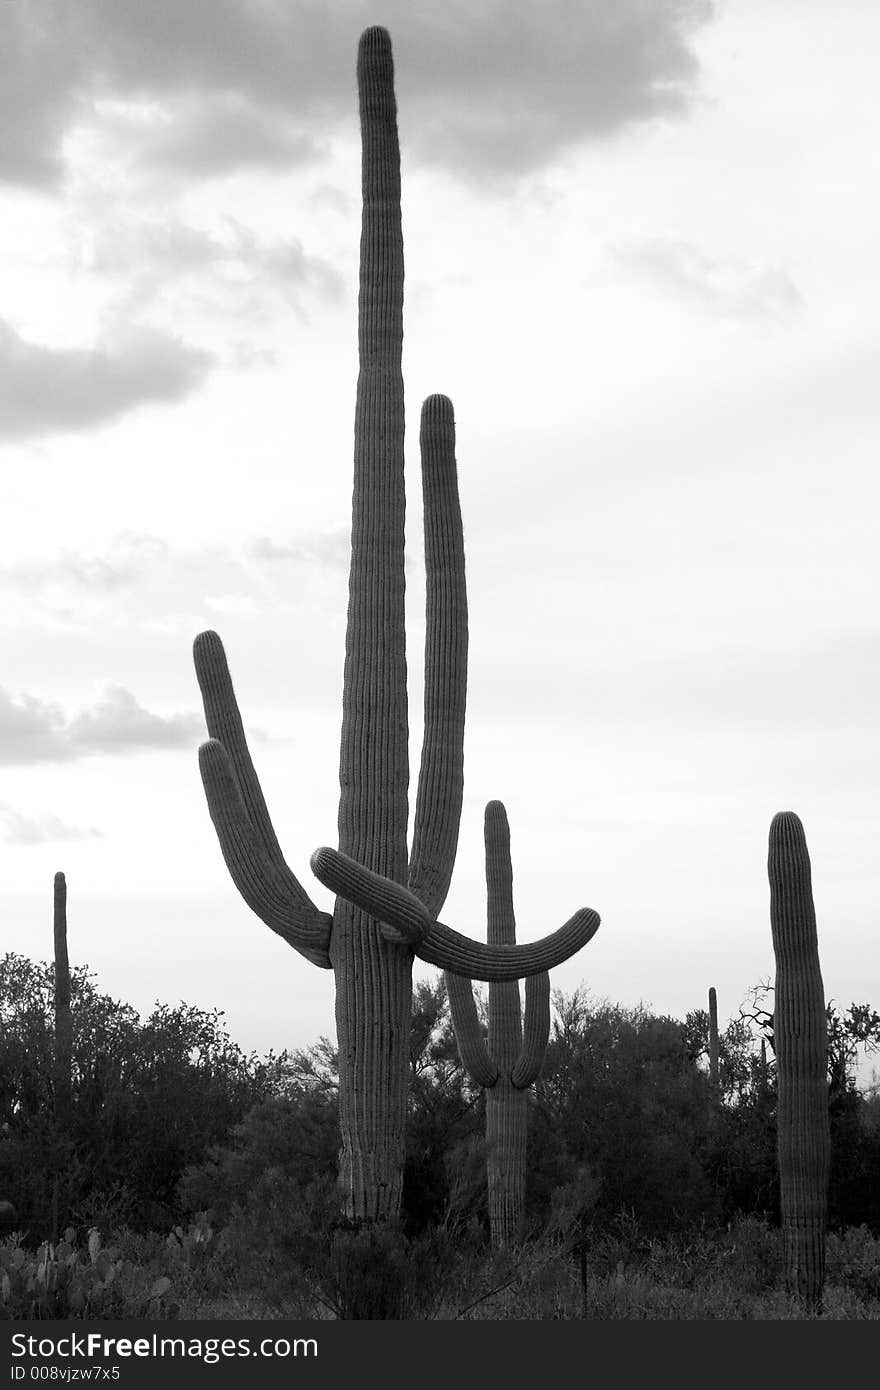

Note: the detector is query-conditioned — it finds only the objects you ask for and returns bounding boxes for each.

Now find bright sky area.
[1,1,878,1079]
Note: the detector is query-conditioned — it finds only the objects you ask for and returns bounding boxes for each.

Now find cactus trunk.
[446,802,559,1246]
[53,871,72,1129]
[484,804,528,1246]
[767,811,830,1310]
[708,985,719,1092]
[331,24,411,1224]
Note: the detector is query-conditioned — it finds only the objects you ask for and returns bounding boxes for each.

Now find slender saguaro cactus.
[445,801,556,1246]
[708,985,719,1091]
[193,28,599,1225]
[53,871,72,1129]
[767,811,830,1310]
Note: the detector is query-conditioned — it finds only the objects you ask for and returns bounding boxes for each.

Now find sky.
[2,0,879,1081]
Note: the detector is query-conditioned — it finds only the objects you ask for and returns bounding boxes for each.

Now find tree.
[0,953,281,1238]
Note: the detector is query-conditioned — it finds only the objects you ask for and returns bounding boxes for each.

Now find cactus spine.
[708,985,719,1091]
[193,28,599,1225]
[767,811,830,1309]
[446,802,561,1246]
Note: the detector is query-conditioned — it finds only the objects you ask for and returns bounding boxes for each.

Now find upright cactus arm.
[194,632,332,968]
[511,972,551,1089]
[407,394,468,918]
[445,970,499,1088]
[198,740,332,967]
[310,845,600,980]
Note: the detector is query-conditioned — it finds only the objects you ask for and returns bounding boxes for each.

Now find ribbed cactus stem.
[53,871,72,1128]
[708,986,719,1091]
[446,802,552,1246]
[768,811,830,1310]
[327,24,412,1223]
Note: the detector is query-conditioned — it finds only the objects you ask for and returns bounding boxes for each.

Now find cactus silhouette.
[193,27,599,1224]
[708,985,719,1091]
[53,871,72,1129]
[767,811,830,1310]
[445,801,556,1246]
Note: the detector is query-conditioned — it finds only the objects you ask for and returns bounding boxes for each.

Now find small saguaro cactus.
[708,985,719,1092]
[53,871,72,1129]
[193,27,600,1226]
[445,801,558,1246]
[767,811,830,1310]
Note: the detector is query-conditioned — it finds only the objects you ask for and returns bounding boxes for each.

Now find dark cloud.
[612,237,804,322]
[133,96,323,176]
[85,216,344,324]
[0,805,104,845]
[2,1,714,190]
[0,321,213,441]
[0,685,202,765]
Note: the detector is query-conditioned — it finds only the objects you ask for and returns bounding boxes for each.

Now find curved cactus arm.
[310,844,424,946]
[511,971,550,1089]
[201,740,332,968]
[445,970,499,1088]
[309,846,600,980]
[407,394,468,919]
[195,630,290,856]
[194,630,329,936]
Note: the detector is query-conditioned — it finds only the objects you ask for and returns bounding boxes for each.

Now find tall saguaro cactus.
[445,801,558,1246]
[707,985,719,1092]
[193,27,599,1225]
[767,811,830,1310]
[53,871,72,1129]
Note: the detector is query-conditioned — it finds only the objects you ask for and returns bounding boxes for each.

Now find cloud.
[0,685,202,765]
[129,95,323,177]
[475,625,880,734]
[0,805,105,845]
[3,1,714,191]
[248,526,351,571]
[0,321,213,441]
[612,237,804,322]
[89,216,344,308]
[1,534,169,595]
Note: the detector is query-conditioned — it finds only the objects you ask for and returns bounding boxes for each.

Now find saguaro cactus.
[193,27,599,1225]
[445,801,557,1246]
[767,811,830,1309]
[707,985,719,1092]
[53,871,72,1129]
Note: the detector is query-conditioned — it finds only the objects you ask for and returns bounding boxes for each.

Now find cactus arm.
[200,740,332,968]
[407,394,468,918]
[445,971,499,1088]
[768,810,830,1309]
[309,846,599,980]
[195,631,300,874]
[511,971,551,1089]
[484,800,522,1068]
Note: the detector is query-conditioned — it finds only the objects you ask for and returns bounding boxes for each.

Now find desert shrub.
[0,954,288,1239]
